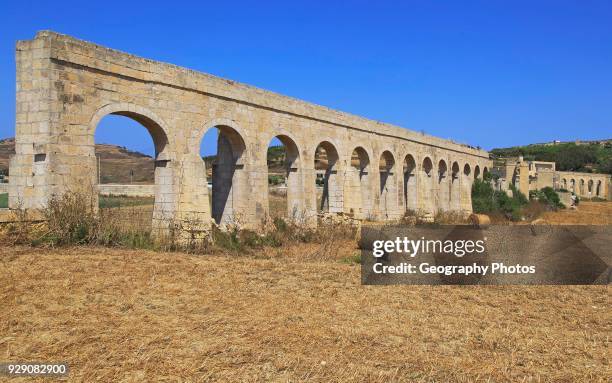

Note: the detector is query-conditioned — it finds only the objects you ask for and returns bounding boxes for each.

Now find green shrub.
[0,193,7,209]
[340,253,362,264]
[510,185,528,205]
[540,187,564,209]
[268,175,285,185]
[471,179,496,213]
[471,179,529,220]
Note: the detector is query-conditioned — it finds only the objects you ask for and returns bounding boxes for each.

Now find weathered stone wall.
[557,171,610,200]
[9,31,492,229]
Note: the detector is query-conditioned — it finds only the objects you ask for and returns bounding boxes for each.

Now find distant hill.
[0,138,155,183]
[490,140,612,174]
[0,139,309,183]
[95,143,155,183]
[0,138,14,175]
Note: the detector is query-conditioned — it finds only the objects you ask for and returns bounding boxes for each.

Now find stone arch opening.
[483,166,489,180]
[266,135,302,220]
[403,154,417,212]
[462,163,472,211]
[200,125,248,225]
[437,159,450,211]
[347,146,371,219]
[92,109,172,229]
[562,178,567,190]
[379,151,397,219]
[570,179,576,193]
[450,161,461,210]
[596,180,602,197]
[421,157,434,214]
[474,165,481,180]
[579,179,585,196]
[587,179,594,197]
[315,141,341,213]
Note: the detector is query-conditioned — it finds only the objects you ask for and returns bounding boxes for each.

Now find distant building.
[492,157,610,200]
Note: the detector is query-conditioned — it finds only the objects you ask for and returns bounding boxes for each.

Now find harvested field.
[539,201,612,225]
[1,245,609,382]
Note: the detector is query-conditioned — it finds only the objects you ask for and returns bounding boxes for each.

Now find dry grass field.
[1,243,610,382]
[1,198,610,381]
[539,201,612,225]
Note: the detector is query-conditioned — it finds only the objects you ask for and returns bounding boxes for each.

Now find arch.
[89,103,174,159]
[265,134,303,220]
[199,123,249,225]
[596,180,602,197]
[379,150,398,219]
[190,117,249,154]
[90,104,175,228]
[483,166,489,180]
[570,179,576,193]
[260,129,304,163]
[562,178,567,190]
[474,165,481,180]
[579,179,585,196]
[403,154,418,212]
[461,163,472,211]
[587,179,594,197]
[420,157,435,214]
[437,159,450,211]
[345,146,372,219]
[450,161,461,210]
[315,140,342,213]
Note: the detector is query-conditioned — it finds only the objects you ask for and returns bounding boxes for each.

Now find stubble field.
[1,241,609,382]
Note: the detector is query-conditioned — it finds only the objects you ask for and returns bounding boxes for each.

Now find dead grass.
[0,194,610,381]
[538,201,612,225]
[0,245,609,382]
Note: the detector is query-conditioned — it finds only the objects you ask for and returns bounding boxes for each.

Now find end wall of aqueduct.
[9,31,491,228]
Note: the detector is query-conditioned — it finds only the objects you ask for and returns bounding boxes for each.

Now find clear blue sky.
[1,0,611,156]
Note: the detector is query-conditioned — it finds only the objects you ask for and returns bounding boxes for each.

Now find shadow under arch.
[437,159,449,211]
[265,133,303,220]
[596,180,602,197]
[421,156,434,214]
[403,154,417,212]
[379,150,397,219]
[347,146,372,219]
[315,140,341,213]
[450,161,461,210]
[199,123,248,225]
[462,163,472,212]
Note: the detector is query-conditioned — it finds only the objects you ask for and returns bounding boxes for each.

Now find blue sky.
[1,1,611,156]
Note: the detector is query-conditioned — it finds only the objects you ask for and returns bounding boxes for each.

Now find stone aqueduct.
[558,171,609,200]
[9,31,491,229]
